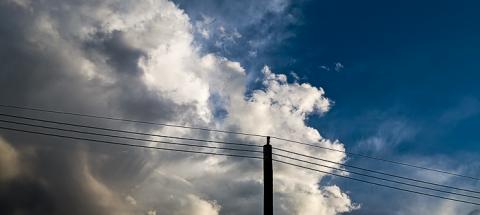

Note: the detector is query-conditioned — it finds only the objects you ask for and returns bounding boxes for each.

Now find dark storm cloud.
[0,178,55,214]
[0,1,191,214]
[0,134,120,215]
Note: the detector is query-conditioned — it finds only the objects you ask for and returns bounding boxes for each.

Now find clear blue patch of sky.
[263,0,480,156]
[275,1,480,212]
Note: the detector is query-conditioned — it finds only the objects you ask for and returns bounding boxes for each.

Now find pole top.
[266,136,271,145]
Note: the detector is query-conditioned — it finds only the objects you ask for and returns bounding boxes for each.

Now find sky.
[0,0,479,214]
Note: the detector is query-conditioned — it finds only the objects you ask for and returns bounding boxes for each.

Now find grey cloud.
[86,30,146,75]
[0,135,121,215]
[0,1,196,214]
[0,0,353,214]
[0,178,55,214]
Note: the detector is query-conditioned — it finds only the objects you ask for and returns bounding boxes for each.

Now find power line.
[0,104,267,138]
[271,136,480,181]
[1,121,478,206]
[6,114,476,197]
[0,120,262,154]
[0,126,263,160]
[274,153,480,200]
[273,159,480,206]
[0,113,261,148]
[273,148,480,194]
[1,104,478,181]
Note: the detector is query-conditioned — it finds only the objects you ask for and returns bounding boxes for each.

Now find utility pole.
[264,136,273,215]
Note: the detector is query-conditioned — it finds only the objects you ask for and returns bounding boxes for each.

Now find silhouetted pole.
[264,136,273,215]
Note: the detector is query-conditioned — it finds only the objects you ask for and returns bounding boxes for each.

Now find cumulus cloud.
[0,0,355,214]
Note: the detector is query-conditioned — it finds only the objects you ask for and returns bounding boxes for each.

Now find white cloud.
[0,0,355,214]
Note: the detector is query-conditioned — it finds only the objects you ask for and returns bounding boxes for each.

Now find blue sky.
[282,1,480,161]
[1,0,479,214]
[177,0,480,213]
[279,1,480,213]
[275,0,480,155]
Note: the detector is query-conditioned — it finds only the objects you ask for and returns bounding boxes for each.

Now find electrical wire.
[273,153,480,200]
[0,120,262,154]
[273,148,480,194]
[1,104,478,180]
[7,115,475,197]
[273,159,480,206]
[271,136,480,181]
[0,104,267,137]
[0,120,478,205]
[0,126,263,160]
[4,113,476,196]
[0,113,261,148]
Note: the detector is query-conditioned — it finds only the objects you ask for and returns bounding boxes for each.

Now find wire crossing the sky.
[271,136,480,181]
[0,124,479,206]
[1,104,479,178]
[3,114,479,193]
[0,104,477,180]
[0,119,261,153]
[274,159,480,206]
[5,113,479,199]
[0,104,267,137]
[273,148,480,194]
[0,119,262,154]
[0,113,262,148]
[2,116,477,195]
[0,126,263,159]
[5,111,480,198]
[274,153,480,200]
